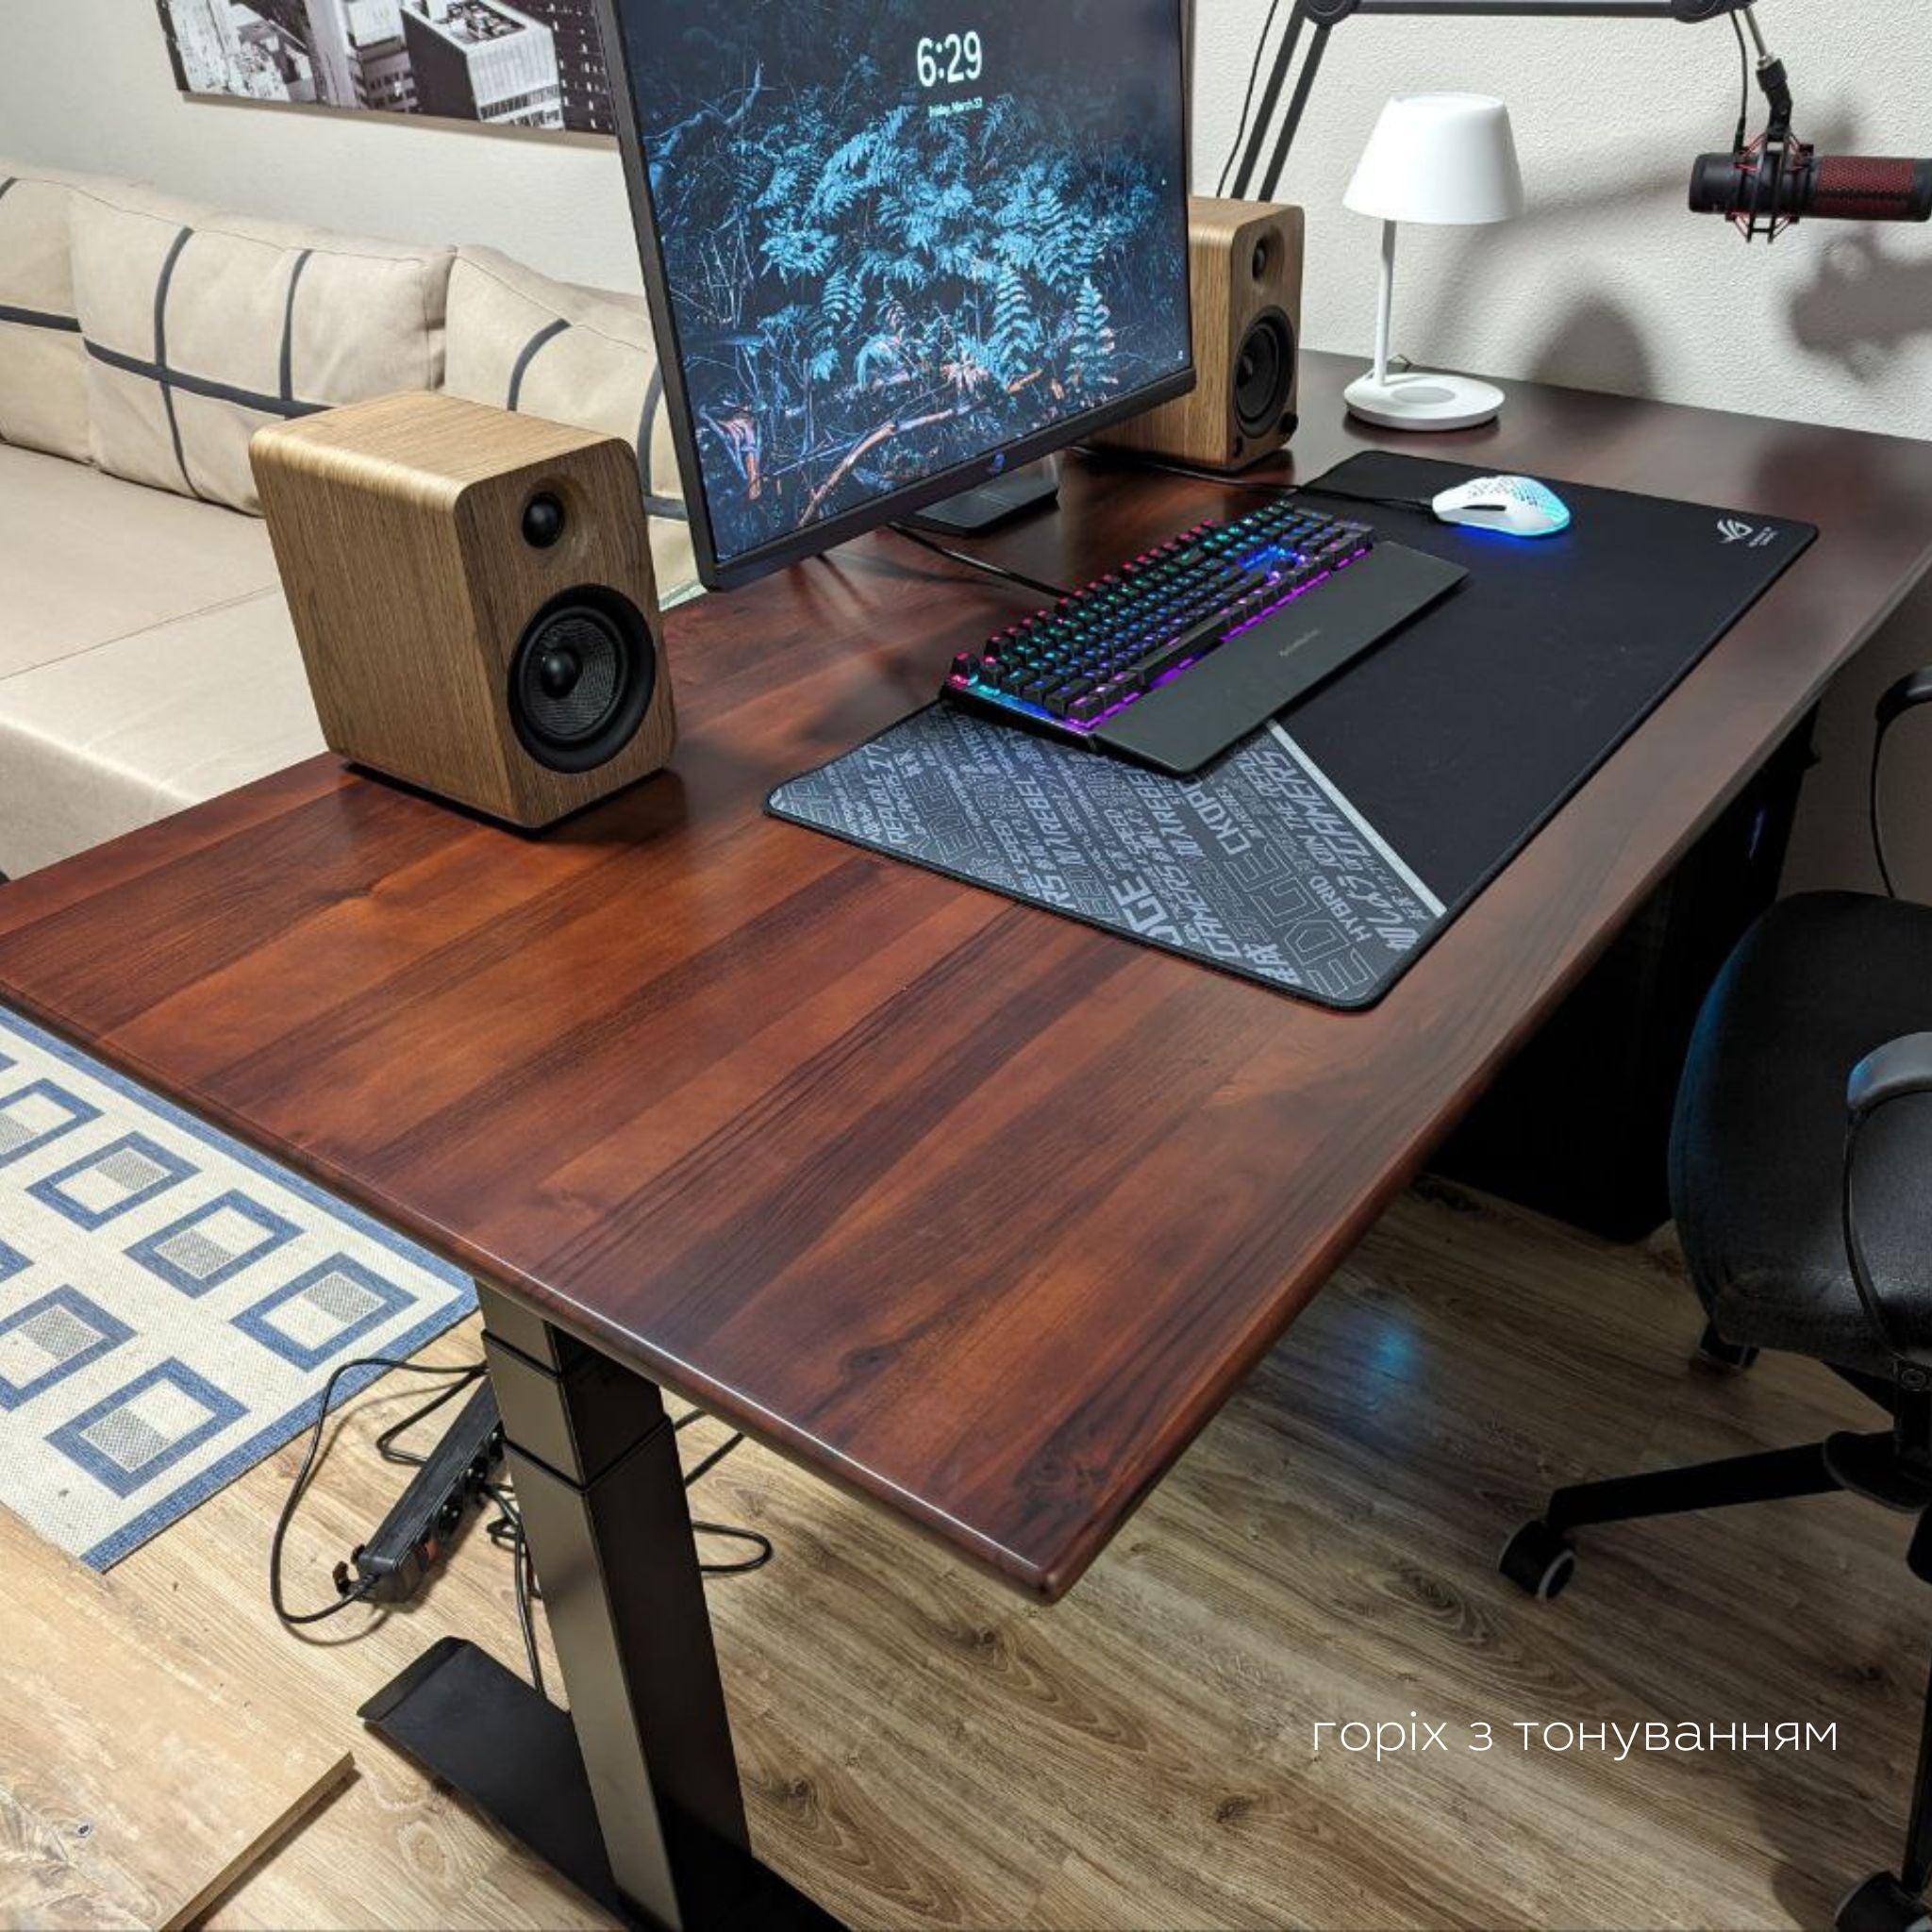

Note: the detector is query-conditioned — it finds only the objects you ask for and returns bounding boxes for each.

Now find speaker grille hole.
[1233,308,1295,440]
[510,587,656,774]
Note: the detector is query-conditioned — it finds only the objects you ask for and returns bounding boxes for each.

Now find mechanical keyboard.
[942,495,1468,776]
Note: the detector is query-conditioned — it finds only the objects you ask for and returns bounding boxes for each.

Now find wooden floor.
[108,1178,1920,1930]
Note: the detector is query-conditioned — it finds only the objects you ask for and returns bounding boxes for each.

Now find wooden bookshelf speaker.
[1095,196,1305,472]
[252,391,675,829]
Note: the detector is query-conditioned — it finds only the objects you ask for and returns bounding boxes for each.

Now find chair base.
[1836,1870,1932,1932]
[1503,1361,1932,1919]
[1498,1519,1576,1601]
[1694,1321,1761,1374]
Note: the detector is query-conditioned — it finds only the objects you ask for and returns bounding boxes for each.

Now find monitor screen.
[602,0,1194,587]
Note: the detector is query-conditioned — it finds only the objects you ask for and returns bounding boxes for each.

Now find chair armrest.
[1849,1034,1932,1118]
[1842,1033,1932,1373]
[1878,668,1932,733]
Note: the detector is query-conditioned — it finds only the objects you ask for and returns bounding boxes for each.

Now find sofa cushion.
[0,441,279,678]
[0,161,90,462]
[70,183,453,512]
[442,245,698,604]
[0,584,324,879]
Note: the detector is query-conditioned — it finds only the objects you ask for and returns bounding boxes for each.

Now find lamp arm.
[1225,0,1764,202]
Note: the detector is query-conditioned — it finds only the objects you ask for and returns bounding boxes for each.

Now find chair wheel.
[1836,1872,1931,1932]
[1498,1520,1576,1601]
[1693,1323,1760,1373]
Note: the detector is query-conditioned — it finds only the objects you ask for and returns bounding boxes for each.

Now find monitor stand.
[905,457,1059,535]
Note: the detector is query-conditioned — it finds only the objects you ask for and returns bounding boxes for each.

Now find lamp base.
[1344,370,1504,432]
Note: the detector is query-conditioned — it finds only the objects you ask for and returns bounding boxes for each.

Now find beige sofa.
[0,160,692,879]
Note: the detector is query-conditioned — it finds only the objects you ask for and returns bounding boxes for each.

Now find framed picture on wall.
[153,0,617,135]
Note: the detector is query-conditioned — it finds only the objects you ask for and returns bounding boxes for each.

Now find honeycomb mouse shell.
[1431,475,1573,538]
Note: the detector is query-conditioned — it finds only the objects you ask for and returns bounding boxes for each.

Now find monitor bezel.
[594,0,1198,593]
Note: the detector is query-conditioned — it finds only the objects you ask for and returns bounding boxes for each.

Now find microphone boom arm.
[1226,0,1765,203]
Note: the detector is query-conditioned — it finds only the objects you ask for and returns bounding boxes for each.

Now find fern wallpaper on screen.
[622,0,1191,565]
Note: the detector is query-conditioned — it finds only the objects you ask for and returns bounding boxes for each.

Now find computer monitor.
[597,0,1196,591]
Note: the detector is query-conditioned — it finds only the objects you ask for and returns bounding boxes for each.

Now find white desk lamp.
[1343,92,1525,432]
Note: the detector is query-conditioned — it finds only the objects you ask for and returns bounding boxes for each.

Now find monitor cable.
[1074,446,1272,491]
[885,522,1072,600]
[1070,433,1409,497]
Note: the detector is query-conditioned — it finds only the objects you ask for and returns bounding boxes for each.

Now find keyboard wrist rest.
[1094,541,1469,777]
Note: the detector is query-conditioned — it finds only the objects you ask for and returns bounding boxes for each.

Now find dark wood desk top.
[5,353,1931,1600]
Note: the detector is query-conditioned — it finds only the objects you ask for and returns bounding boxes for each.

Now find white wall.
[0,0,651,294]
[4,0,1931,886]
[6,1,1926,433]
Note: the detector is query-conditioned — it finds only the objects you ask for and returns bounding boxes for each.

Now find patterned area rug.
[0,1006,475,1568]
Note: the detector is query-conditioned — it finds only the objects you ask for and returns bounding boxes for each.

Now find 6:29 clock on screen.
[917,30,984,87]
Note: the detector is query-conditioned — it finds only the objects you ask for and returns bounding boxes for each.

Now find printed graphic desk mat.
[773,707,1439,1006]
[769,455,1817,1011]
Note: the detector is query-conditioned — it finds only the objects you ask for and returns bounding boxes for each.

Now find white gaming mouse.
[1431,475,1573,539]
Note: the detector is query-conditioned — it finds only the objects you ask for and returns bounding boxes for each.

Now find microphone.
[1690,148,1932,226]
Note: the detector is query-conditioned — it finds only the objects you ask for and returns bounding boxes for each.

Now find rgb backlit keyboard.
[946,498,1373,735]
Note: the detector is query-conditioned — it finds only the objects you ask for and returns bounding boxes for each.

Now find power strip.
[335,1382,505,1606]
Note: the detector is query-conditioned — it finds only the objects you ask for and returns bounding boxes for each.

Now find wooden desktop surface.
[4,353,1930,1602]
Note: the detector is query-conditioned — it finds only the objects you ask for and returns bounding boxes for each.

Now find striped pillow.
[0,162,90,462]
[69,184,454,512]
[442,245,698,605]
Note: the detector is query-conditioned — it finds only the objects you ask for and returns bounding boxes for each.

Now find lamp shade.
[1343,93,1524,226]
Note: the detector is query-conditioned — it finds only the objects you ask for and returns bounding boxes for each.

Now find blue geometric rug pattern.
[0,1006,475,1570]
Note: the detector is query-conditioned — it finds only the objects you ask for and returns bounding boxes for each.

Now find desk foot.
[362,1638,840,1931]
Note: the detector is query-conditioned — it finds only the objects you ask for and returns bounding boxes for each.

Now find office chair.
[1497,668,1932,1932]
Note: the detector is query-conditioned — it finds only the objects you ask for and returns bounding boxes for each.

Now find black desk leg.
[359,1282,840,1931]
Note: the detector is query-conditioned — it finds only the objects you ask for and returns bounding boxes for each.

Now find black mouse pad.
[767,453,1816,1010]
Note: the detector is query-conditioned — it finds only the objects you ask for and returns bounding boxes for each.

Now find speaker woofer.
[1233,308,1296,440]
[509,585,657,774]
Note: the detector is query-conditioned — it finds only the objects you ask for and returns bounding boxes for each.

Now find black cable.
[1730,12,1752,152]
[1074,444,1294,491]
[684,1428,746,1490]
[274,1363,774,1671]
[1218,0,1287,196]
[690,1522,775,1575]
[1259,20,1328,203]
[886,522,1071,600]
[375,1362,485,1466]
[269,1356,482,1627]
[483,1480,545,1698]
[1294,480,1435,516]
[370,1361,553,1691]
[676,1411,775,1575]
